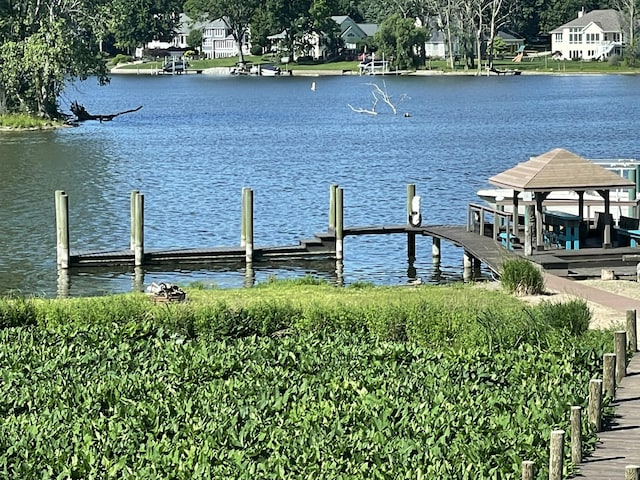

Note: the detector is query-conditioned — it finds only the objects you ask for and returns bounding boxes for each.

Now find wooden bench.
[615,215,640,247]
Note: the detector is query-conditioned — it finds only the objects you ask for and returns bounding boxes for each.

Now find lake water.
[2,72,640,297]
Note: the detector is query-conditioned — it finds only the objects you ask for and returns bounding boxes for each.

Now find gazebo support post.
[535,192,548,251]
[599,189,612,248]
[512,190,519,237]
[577,191,585,248]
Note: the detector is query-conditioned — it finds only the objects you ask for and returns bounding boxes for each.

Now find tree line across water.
[0,0,637,118]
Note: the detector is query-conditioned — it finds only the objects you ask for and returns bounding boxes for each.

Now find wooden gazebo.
[488,148,636,252]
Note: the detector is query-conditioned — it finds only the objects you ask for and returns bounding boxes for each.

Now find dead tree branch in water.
[347,81,409,115]
[70,101,142,122]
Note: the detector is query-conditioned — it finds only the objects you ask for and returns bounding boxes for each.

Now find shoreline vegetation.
[109,54,640,76]
[0,278,622,477]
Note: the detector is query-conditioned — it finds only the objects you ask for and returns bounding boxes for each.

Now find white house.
[142,14,250,59]
[549,9,624,60]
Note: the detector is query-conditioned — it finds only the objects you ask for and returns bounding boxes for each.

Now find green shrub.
[110,54,133,65]
[534,299,592,336]
[0,297,38,328]
[608,54,621,66]
[500,258,545,296]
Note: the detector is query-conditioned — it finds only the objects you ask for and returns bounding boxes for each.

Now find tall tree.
[184,0,262,64]
[611,0,639,63]
[374,13,426,68]
[0,0,180,118]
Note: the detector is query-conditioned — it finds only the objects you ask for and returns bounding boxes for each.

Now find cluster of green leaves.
[500,258,545,296]
[0,284,618,478]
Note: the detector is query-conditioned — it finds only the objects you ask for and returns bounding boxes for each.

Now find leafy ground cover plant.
[0,283,615,479]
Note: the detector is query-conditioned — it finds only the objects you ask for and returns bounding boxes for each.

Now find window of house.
[555,33,563,42]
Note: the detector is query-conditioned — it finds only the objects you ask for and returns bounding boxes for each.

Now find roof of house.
[488,148,635,192]
[549,9,623,33]
[358,23,378,36]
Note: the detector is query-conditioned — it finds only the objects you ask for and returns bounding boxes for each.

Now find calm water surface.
[1,73,640,297]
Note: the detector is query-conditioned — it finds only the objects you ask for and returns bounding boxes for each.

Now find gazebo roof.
[488,148,635,192]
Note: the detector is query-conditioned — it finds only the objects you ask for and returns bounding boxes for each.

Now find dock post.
[588,379,602,432]
[130,190,139,250]
[329,184,338,231]
[241,187,248,247]
[463,252,472,282]
[336,187,344,261]
[603,353,616,398]
[549,430,564,480]
[524,205,532,256]
[407,184,416,262]
[627,309,637,351]
[56,267,69,298]
[432,237,441,263]
[626,466,640,480]
[55,190,70,269]
[615,330,627,383]
[570,406,582,465]
[245,188,254,264]
[133,192,144,266]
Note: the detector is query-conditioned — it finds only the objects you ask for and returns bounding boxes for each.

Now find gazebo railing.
[468,203,514,240]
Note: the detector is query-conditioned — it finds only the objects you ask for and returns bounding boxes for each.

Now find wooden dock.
[574,354,640,479]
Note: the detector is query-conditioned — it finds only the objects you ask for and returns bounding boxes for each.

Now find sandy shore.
[515,279,639,330]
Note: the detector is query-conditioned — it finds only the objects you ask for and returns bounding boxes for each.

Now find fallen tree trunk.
[70,101,142,122]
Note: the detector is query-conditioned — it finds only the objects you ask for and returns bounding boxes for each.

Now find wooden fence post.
[521,460,534,480]
[626,465,640,480]
[603,353,616,398]
[570,406,582,465]
[588,379,603,432]
[549,430,565,480]
[627,310,637,352]
[615,330,627,383]
[55,190,70,269]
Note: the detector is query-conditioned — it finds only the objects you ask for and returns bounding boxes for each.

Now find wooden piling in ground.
[521,460,534,480]
[549,430,565,480]
[627,309,637,352]
[603,353,616,398]
[336,187,344,261]
[570,406,582,465]
[133,192,144,266]
[588,379,603,432]
[55,190,70,269]
[244,188,254,264]
[615,330,627,383]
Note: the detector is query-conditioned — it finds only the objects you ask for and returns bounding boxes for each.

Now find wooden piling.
[336,187,344,261]
[570,406,582,465]
[130,190,139,250]
[615,330,627,383]
[627,309,637,352]
[133,193,144,267]
[329,184,338,231]
[521,460,534,480]
[603,353,616,398]
[241,187,248,247]
[549,430,565,480]
[55,190,70,269]
[244,188,254,264]
[588,378,602,432]
[432,237,441,262]
[407,184,416,261]
[463,252,472,282]
[626,465,640,480]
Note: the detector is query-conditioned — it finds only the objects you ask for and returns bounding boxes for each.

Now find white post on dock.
[55,190,70,269]
[463,251,472,282]
[130,190,139,250]
[244,188,254,264]
[336,187,344,261]
[407,184,417,262]
[133,192,144,266]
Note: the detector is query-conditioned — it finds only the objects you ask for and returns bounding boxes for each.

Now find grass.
[0,113,64,129]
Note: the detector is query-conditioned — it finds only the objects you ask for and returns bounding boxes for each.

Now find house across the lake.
[549,8,625,61]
